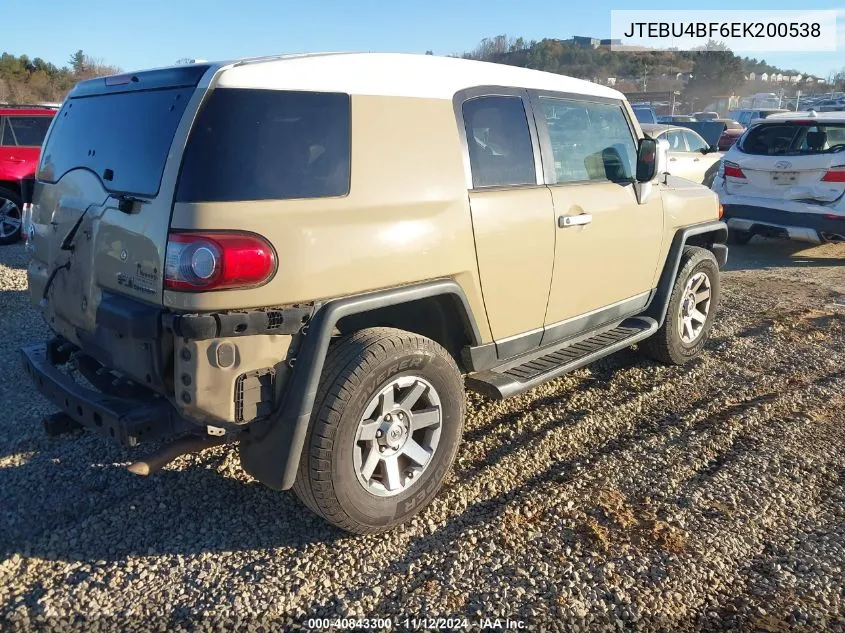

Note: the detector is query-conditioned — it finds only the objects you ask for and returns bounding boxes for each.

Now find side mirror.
[636,137,657,182]
[636,137,669,182]
[633,138,668,204]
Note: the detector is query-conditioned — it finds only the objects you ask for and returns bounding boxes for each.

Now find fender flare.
[645,220,728,327]
[239,278,482,490]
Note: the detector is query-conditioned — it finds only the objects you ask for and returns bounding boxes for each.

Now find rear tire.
[641,246,720,365]
[293,327,465,534]
[0,187,22,245]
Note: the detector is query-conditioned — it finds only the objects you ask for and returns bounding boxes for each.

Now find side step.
[465,316,658,399]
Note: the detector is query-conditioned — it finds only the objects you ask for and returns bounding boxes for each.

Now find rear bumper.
[723,204,845,243]
[21,343,187,446]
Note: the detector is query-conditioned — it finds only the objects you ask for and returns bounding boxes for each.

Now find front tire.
[293,327,465,534]
[641,246,720,365]
[0,187,22,245]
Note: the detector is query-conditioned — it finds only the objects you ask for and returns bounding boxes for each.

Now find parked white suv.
[713,111,845,244]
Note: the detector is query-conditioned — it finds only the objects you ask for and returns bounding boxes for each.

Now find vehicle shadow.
[725,237,845,272]
[0,428,345,561]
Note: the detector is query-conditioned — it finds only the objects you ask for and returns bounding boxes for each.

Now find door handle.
[4,157,25,164]
[693,158,700,162]
[558,213,593,228]
[669,157,677,162]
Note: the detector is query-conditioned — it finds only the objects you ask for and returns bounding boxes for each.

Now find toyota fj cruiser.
[22,54,727,534]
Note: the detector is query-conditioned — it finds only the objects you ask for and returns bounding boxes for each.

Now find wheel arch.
[645,221,728,327]
[239,278,482,491]
[336,293,477,372]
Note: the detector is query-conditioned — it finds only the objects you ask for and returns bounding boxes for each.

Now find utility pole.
[641,64,648,92]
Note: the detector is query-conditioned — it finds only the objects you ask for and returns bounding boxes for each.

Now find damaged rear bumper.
[723,204,845,243]
[21,342,188,446]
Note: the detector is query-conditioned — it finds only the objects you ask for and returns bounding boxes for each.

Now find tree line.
[0,50,119,104]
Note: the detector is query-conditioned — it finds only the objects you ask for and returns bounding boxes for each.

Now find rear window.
[176,89,351,202]
[4,116,52,146]
[739,122,845,156]
[38,87,194,197]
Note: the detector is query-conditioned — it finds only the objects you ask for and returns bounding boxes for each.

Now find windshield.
[632,106,656,124]
[37,87,194,197]
[739,122,845,156]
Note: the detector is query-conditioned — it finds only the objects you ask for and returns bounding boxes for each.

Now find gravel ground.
[1,238,844,632]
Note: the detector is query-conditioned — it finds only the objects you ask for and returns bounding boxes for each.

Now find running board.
[465,316,658,399]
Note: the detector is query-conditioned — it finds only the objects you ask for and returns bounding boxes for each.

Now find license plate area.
[771,171,798,185]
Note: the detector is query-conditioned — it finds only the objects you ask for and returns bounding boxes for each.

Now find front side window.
[540,97,636,184]
[462,96,536,188]
[177,89,351,202]
[7,116,52,147]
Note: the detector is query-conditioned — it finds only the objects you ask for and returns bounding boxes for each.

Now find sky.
[5,0,845,79]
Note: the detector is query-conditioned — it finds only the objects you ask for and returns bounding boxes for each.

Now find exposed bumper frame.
[21,343,187,446]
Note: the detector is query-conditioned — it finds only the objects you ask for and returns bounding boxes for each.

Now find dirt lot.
[1,238,843,632]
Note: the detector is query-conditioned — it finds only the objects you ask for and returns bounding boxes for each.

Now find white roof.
[763,111,845,121]
[215,52,623,101]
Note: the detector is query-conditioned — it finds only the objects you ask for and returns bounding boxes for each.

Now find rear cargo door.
[29,66,210,337]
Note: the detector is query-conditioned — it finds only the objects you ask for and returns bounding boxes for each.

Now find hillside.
[0,41,833,106]
[458,36,825,97]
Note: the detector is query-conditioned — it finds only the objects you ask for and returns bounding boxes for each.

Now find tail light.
[718,204,724,219]
[821,166,845,183]
[723,161,746,180]
[164,232,276,291]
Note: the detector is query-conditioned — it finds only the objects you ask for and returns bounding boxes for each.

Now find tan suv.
[21,53,727,534]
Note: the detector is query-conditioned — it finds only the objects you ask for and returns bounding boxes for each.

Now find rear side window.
[682,130,708,152]
[664,130,685,151]
[176,89,351,202]
[462,96,536,188]
[540,97,636,183]
[740,122,845,156]
[7,116,52,146]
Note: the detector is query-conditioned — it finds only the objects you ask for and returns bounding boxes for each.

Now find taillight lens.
[821,166,845,183]
[164,232,276,291]
[723,161,746,179]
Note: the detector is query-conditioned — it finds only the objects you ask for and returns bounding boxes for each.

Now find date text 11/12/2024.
[305,617,528,630]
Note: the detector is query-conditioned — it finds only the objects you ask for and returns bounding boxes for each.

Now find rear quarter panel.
[167,94,492,343]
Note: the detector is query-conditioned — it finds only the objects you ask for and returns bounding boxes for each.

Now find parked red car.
[714,118,746,151]
[0,105,56,244]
